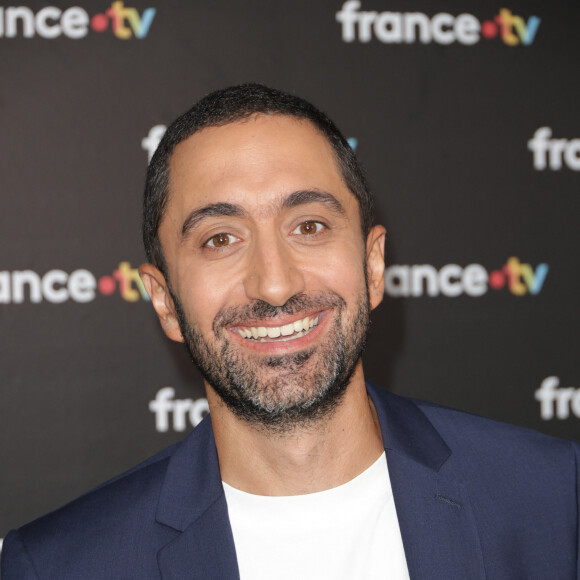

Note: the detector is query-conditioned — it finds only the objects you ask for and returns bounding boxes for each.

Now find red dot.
[488,270,505,290]
[90,13,109,32]
[481,20,498,39]
[98,275,116,295]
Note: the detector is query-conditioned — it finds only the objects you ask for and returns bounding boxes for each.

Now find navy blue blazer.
[2,383,579,579]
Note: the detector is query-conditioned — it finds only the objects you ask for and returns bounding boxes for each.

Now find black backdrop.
[1,0,579,544]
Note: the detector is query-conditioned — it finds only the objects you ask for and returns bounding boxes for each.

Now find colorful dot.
[488,270,505,290]
[481,20,498,39]
[90,13,109,32]
[98,275,116,295]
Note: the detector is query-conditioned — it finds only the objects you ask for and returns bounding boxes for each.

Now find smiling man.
[2,84,580,579]
[142,113,383,442]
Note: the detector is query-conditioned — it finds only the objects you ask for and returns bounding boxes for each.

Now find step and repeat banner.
[1,0,578,542]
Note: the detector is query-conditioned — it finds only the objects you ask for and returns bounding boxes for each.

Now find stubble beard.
[171,288,371,434]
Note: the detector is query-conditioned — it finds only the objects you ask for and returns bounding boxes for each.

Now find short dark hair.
[143,83,374,273]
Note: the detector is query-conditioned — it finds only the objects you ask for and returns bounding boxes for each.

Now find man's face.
[141,114,385,431]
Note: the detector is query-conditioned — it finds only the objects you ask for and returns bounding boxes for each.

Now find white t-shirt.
[222,452,410,579]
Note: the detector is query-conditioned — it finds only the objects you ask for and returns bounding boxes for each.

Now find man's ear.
[365,225,386,310]
[139,264,184,343]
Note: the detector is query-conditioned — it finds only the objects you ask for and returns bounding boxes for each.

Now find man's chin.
[220,386,348,434]
[208,355,355,433]
[254,346,316,369]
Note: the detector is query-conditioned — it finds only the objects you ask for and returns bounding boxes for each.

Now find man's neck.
[206,365,384,496]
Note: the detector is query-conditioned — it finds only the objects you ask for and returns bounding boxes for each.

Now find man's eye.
[293,221,324,235]
[204,233,239,248]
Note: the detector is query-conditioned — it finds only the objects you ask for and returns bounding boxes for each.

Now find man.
[2,84,579,579]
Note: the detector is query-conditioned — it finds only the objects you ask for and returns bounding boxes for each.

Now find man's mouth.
[235,315,320,343]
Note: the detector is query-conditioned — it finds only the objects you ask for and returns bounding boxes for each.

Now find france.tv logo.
[0,262,150,305]
[336,2,541,46]
[0,2,156,39]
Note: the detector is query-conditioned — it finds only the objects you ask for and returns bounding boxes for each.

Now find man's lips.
[228,311,324,344]
[234,314,320,342]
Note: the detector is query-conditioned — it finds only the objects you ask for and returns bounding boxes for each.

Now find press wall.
[1,0,579,541]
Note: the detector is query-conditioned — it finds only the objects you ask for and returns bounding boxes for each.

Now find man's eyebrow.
[282,190,346,215]
[180,190,345,238]
[181,202,247,237]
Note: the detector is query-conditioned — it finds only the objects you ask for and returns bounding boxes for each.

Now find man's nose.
[243,236,305,307]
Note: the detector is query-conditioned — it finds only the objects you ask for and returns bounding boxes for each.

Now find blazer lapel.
[157,495,239,580]
[367,384,486,579]
[154,416,240,580]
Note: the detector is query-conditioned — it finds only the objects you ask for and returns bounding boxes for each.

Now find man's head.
[143,83,374,275]
[140,85,386,432]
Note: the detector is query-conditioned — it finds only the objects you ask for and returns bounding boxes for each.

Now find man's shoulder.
[415,393,575,451]
[2,416,223,578]
[4,425,201,563]
[369,383,579,472]
[14,440,175,542]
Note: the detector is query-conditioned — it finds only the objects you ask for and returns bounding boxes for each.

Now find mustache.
[212,291,346,331]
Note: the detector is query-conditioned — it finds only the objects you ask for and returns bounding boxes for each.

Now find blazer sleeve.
[1,529,40,580]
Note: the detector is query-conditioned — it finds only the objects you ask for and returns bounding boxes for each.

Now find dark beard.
[171,289,371,434]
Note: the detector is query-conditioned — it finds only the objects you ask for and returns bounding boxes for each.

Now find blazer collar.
[156,384,485,579]
[155,383,454,532]
[366,382,451,470]
[156,415,223,531]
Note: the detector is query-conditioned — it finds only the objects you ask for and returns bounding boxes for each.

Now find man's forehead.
[166,114,349,208]
[170,114,335,172]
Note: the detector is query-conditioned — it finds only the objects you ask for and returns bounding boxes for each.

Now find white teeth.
[279,330,306,341]
[237,315,320,342]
